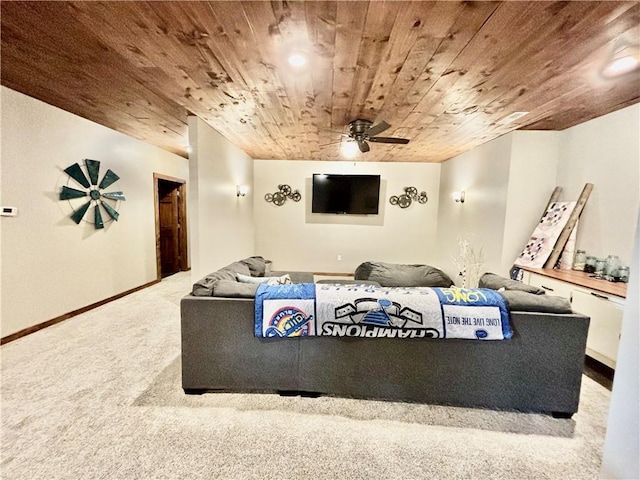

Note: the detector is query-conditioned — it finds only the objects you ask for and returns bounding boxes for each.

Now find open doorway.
[154,173,188,279]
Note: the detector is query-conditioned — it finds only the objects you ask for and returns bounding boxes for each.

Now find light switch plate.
[1,206,18,216]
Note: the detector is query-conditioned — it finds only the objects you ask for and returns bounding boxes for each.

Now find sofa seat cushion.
[354,261,454,287]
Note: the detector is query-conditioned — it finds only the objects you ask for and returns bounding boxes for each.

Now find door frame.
[153,173,188,280]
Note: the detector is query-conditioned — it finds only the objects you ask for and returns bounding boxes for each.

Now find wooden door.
[154,174,188,280]
[159,183,180,277]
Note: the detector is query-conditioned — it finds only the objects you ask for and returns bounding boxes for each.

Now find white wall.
[187,116,255,280]
[502,131,561,270]
[437,105,640,280]
[254,160,441,273]
[0,87,188,337]
[600,212,639,479]
[437,134,513,281]
[558,104,640,265]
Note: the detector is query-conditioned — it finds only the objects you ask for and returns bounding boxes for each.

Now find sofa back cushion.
[354,261,454,287]
[239,256,268,277]
[191,261,251,296]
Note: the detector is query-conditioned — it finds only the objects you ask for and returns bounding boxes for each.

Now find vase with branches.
[451,238,484,288]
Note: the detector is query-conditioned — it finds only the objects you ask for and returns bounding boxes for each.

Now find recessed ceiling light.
[288,53,307,68]
[602,49,640,78]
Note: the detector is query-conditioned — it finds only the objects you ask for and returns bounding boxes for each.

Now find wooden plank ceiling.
[2,1,639,162]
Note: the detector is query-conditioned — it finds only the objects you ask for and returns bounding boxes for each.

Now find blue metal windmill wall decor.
[59,159,126,229]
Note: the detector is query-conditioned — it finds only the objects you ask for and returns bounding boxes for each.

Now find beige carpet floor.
[1,272,612,479]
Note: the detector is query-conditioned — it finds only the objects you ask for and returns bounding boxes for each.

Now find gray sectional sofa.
[181,259,590,417]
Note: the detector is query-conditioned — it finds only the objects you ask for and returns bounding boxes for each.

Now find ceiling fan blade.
[365,121,391,137]
[369,136,410,144]
[318,140,344,147]
[357,140,370,153]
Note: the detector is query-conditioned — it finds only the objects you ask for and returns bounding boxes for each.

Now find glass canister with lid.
[617,266,630,283]
[584,256,597,273]
[604,255,620,278]
[595,258,606,275]
[572,250,587,271]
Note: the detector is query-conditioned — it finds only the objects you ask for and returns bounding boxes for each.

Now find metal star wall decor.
[59,159,126,229]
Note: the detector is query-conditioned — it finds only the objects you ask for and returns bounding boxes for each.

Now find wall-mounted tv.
[312,174,381,215]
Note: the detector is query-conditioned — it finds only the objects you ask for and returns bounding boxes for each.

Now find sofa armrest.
[180,295,300,392]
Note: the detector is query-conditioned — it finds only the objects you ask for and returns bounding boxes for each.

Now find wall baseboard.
[1,279,161,345]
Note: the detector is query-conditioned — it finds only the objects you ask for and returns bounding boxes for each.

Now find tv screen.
[312,174,381,215]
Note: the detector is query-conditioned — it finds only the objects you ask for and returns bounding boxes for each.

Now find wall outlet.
[337,254,342,261]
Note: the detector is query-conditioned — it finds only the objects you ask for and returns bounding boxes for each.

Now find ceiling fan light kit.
[340,141,359,159]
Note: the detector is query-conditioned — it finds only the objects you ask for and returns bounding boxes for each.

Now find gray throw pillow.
[479,272,545,295]
[354,261,454,287]
[499,290,573,313]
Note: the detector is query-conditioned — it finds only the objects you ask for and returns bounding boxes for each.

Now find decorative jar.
[604,255,620,278]
[595,258,606,275]
[572,250,587,271]
[617,266,630,283]
[584,256,597,274]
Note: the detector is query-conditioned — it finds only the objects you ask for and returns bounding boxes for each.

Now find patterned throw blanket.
[255,283,512,340]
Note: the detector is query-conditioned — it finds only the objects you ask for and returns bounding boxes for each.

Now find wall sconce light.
[264,184,301,206]
[389,187,428,209]
[237,185,249,197]
[453,191,466,203]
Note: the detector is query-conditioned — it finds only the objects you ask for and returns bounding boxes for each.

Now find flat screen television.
[312,174,381,215]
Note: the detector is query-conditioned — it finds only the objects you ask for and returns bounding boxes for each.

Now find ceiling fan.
[344,119,410,153]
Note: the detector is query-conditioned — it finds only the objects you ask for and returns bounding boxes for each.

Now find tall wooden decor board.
[514,201,577,269]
